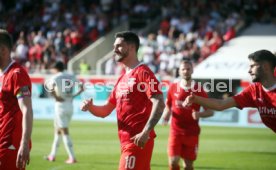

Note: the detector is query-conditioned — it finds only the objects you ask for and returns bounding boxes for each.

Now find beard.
[114,49,129,62]
[251,75,261,82]
[251,67,264,82]
[181,75,192,81]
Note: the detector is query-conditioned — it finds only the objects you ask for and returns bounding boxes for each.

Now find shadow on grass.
[151,164,235,170]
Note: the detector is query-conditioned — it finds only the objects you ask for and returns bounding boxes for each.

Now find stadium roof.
[193,23,276,80]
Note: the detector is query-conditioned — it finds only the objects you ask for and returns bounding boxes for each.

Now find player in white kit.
[45,61,84,164]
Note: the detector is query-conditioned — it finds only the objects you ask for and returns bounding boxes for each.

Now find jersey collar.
[0,60,15,76]
[179,79,196,90]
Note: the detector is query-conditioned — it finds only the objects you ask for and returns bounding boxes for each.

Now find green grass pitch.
[28,120,276,170]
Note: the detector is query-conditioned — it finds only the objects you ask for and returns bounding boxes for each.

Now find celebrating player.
[183,49,276,133]
[81,31,165,170]
[0,29,33,170]
[162,58,213,170]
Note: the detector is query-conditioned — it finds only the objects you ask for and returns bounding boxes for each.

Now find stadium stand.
[1,0,276,76]
[1,0,129,73]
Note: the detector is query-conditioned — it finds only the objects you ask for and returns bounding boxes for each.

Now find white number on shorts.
[124,155,136,169]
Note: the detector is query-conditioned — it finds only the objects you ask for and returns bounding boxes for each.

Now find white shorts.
[54,102,73,128]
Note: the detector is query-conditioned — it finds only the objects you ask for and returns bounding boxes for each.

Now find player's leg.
[59,111,76,163]
[46,120,61,161]
[182,135,199,170]
[168,156,181,170]
[168,133,182,170]
[183,159,194,170]
[119,138,154,170]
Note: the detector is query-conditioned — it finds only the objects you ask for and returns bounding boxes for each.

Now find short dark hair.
[115,31,140,52]
[0,29,13,51]
[52,61,64,71]
[180,57,193,66]
[248,50,276,69]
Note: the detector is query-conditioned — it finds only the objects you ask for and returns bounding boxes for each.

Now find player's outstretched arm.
[183,93,237,111]
[192,109,214,120]
[80,98,115,118]
[131,93,165,148]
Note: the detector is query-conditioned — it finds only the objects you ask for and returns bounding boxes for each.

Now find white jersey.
[48,72,79,115]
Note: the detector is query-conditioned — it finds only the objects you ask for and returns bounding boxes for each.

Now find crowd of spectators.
[136,0,276,77]
[1,0,276,75]
[0,0,131,73]
[106,0,276,77]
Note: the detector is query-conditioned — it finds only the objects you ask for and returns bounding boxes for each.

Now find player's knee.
[65,138,73,147]
[184,161,194,170]
[169,157,180,169]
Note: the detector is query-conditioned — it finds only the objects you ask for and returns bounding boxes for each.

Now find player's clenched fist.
[81,99,93,111]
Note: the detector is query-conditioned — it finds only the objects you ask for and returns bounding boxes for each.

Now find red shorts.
[119,138,154,170]
[0,148,23,170]
[168,134,199,160]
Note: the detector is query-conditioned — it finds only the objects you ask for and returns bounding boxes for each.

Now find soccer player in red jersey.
[81,31,165,170]
[0,29,33,170]
[183,49,276,133]
[162,58,213,170]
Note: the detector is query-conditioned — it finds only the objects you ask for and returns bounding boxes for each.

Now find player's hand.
[183,92,195,107]
[130,131,150,149]
[80,98,93,111]
[16,143,30,169]
[192,111,200,120]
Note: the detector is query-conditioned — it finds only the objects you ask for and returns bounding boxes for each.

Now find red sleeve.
[107,74,124,105]
[137,67,162,98]
[233,84,255,109]
[12,68,32,96]
[166,83,174,108]
[108,87,117,105]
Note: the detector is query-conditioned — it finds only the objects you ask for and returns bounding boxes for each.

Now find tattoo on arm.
[144,94,165,132]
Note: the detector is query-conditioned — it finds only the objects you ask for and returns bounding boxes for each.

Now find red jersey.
[166,82,208,136]
[0,62,32,151]
[233,83,276,133]
[108,64,162,146]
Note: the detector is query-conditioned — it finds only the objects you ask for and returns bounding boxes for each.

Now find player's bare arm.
[50,89,64,102]
[80,98,115,118]
[131,93,165,148]
[162,106,172,125]
[192,109,214,120]
[183,93,237,111]
[17,95,33,169]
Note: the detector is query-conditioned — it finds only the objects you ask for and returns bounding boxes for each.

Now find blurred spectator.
[79,59,91,75]
[0,0,133,73]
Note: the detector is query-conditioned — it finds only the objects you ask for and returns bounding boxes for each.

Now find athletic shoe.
[45,155,55,162]
[65,158,77,164]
